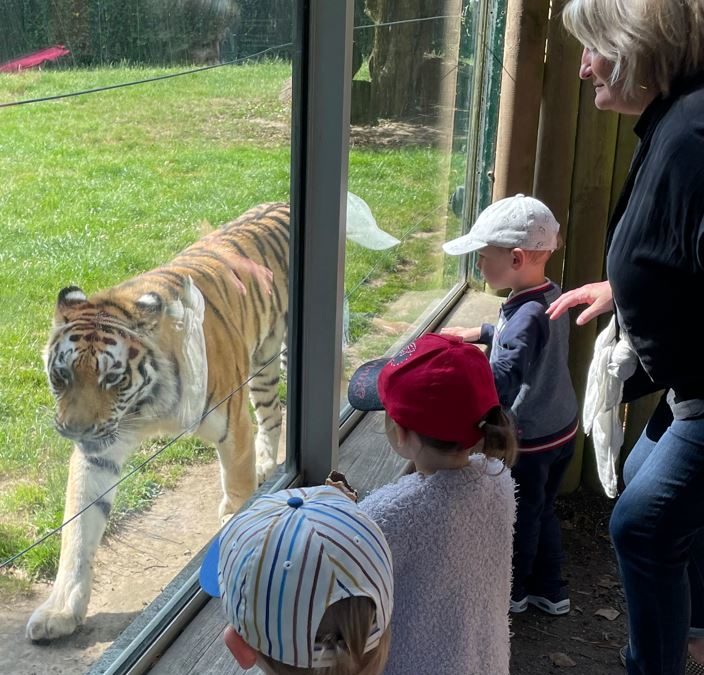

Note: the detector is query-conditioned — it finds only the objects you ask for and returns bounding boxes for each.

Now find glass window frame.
[88,0,354,671]
[339,0,508,437]
[463,0,508,286]
[86,0,507,671]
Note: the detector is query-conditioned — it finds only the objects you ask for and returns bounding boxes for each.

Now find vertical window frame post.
[288,0,354,485]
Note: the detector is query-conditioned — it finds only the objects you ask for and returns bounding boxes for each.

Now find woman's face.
[579,47,651,115]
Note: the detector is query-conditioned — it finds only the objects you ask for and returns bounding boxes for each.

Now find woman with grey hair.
[547,1,704,672]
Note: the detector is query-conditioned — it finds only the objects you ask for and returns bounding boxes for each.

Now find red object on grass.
[0,45,70,73]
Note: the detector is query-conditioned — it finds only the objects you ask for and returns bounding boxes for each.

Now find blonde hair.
[562,0,704,99]
[523,248,553,265]
[259,597,391,675]
[500,233,562,265]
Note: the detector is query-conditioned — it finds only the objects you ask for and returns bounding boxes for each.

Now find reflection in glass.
[0,1,291,88]
[344,192,400,349]
[0,3,293,671]
[342,1,480,406]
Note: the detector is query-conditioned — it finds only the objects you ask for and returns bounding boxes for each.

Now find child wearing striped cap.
[199,485,394,674]
[348,332,517,674]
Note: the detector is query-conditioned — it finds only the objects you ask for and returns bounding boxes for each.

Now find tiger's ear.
[135,292,163,315]
[134,292,165,332]
[54,286,87,326]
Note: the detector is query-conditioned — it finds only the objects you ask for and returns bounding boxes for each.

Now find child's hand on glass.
[440,326,482,343]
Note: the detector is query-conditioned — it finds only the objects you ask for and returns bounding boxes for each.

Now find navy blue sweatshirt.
[479,280,578,451]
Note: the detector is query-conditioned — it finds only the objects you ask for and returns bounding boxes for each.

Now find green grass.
[0,62,466,581]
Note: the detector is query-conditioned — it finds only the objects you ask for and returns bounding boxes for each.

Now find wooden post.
[561,80,619,492]
[488,0,550,297]
[492,0,551,200]
[530,5,584,494]
[533,0,582,287]
[580,114,638,490]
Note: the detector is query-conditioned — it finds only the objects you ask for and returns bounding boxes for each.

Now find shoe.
[526,591,570,616]
[510,595,528,613]
[619,646,704,672]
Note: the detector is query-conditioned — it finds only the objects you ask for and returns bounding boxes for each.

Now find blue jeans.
[613,396,704,674]
[511,439,576,598]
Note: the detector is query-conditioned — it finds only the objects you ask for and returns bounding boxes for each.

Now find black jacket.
[606,73,704,402]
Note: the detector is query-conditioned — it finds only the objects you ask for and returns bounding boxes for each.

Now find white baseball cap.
[346,191,400,250]
[200,485,394,669]
[443,193,560,255]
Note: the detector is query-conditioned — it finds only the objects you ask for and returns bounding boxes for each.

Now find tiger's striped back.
[153,202,289,365]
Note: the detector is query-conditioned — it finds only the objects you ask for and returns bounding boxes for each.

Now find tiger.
[26,202,289,642]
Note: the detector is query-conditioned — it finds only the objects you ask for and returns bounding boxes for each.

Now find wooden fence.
[491,0,659,491]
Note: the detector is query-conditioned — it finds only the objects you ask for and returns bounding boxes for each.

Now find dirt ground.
[0,462,225,675]
[0,465,626,675]
[510,490,627,675]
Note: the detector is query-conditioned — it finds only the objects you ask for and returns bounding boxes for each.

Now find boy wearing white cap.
[442,194,579,617]
[200,485,394,674]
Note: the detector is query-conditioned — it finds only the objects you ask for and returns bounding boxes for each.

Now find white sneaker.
[527,593,570,615]
[510,595,528,613]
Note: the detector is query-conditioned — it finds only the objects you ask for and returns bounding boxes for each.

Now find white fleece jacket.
[583,316,638,498]
[359,455,516,675]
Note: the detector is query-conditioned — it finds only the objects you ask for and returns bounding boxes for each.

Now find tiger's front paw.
[256,456,276,485]
[219,496,240,526]
[26,602,83,642]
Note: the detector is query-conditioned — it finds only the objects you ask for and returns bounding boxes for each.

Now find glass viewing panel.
[0,2,295,672]
[341,1,482,406]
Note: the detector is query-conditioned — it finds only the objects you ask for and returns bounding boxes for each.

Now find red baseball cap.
[348,333,500,449]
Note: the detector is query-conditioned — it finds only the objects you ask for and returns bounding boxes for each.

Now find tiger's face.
[46,286,170,453]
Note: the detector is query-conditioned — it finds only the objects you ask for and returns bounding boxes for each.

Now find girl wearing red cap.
[348,333,517,675]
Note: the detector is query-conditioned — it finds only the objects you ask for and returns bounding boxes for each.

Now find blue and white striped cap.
[199,485,393,668]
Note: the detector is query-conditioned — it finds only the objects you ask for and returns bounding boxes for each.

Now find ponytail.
[478,406,518,468]
[414,406,518,468]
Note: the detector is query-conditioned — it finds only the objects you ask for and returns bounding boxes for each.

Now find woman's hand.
[440,326,482,342]
[546,280,614,325]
